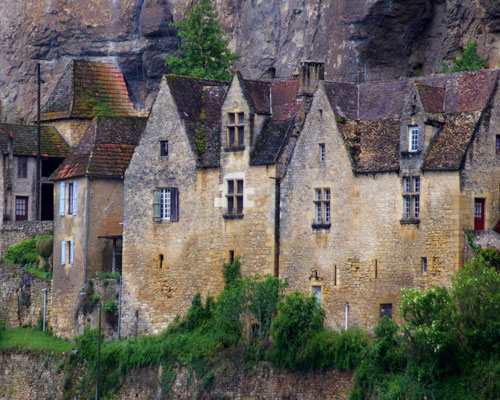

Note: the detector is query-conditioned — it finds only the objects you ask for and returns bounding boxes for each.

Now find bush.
[440,41,487,73]
[102,301,117,315]
[269,291,325,369]
[36,237,53,259]
[3,235,52,267]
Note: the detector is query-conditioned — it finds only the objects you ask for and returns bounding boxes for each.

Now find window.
[17,157,28,178]
[68,183,73,215]
[227,112,244,148]
[61,240,74,266]
[229,250,235,264]
[159,254,164,269]
[374,259,378,279]
[333,265,337,286]
[153,188,179,222]
[474,198,485,231]
[319,143,325,163]
[15,196,28,221]
[314,188,331,226]
[422,257,427,274]
[227,179,244,215]
[59,182,65,216]
[408,126,419,152]
[496,135,500,154]
[380,304,393,319]
[402,176,420,221]
[160,140,168,157]
[312,286,322,305]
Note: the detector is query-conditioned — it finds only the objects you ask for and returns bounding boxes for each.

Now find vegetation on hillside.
[2,235,53,279]
[350,240,500,400]
[440,41,488,73]
[1,243,499,399]
[165,0,240,81]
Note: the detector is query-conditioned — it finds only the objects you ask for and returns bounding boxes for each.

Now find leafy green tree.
[440,41,487,73]
[166,0,240,81]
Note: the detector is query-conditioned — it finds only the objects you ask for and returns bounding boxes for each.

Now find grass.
[0,327,73,353]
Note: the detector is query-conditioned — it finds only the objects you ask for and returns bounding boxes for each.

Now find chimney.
[298,61,324,96]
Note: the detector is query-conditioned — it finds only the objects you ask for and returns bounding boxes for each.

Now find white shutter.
[70,240,74,264]
[59,182,66,216]
[61,241,66,266]
[72,181,78,216]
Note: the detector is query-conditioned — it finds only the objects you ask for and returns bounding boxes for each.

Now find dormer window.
[408,126,419,152]
[228,112,244,148]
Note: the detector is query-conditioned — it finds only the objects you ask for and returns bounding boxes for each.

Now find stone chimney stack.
[298,61,324,96]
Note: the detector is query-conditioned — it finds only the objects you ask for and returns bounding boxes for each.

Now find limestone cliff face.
[0,0,498,122]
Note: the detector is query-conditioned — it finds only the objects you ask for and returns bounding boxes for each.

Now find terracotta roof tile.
[243,80,271,114]
[50,116,146,180]
[42,60,138,121]
[416,84,445,113]
[0,124,71,158]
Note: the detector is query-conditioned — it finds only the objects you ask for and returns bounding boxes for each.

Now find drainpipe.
[42,287,47,331]
[345,302,349,330]
[273,177,281,277]
[84,176,91,282]
[112,238,117,273]
[117,275,122,340]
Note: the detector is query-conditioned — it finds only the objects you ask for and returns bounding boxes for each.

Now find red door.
[15,196,28,221]
[474,198,485,231]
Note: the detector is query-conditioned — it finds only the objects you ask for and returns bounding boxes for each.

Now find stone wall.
[0,220,53,258]
[0,352,353,400]
[122,77,278,336]
[0,264,51,329]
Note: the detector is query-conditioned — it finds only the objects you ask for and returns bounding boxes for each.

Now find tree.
[440,41,487,73]
[166,0,240,81]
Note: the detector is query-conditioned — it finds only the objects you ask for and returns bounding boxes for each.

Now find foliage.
[0,327,72,353]
[440,41,487,73]
[97,271,121,284]
[195,129,206,155]
[222,257,241,289]
[102,301,118,315]
[351,248,500,400]
[165,0,240,81]
[36,236,53,259]
[2,235,52,267]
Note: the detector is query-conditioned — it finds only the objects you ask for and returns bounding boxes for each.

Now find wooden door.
[474,198,485,231]
[15,196,28,221]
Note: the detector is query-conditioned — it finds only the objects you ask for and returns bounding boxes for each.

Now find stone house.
[120,65,320,335]
[0,123,70,224]
[41,59,140,148]
[280,68,500,330]
[49,116,146,337]
[120,64,500,336]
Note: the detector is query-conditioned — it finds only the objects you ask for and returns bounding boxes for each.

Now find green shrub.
[440,41,487,73]
[2,235,52,267]
[97,271,121,283]
[36,237,53,259]
[269,291,324,369]
[223,257,241,289]
[102,301,117,315]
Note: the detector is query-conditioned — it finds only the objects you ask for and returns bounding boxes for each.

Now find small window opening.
[160,140,169,157]
[496,135,500,154]
[312,286,322,305]
[421,257,427,274]
[318,109,323,119]
[374,259,378,279]
[229,250,235,264]
[334,264,337,286]
[319,143,325,163]
[380,303,393,319]
[159,254,164,269]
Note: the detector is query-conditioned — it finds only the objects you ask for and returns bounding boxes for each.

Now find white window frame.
[402,176,420,220]
[408,126,419,152]
[161,188,172,220]
[314,188,331,224]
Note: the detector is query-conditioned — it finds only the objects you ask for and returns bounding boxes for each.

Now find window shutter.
[171,188,179,222]
[70,240,74,264]
[61,241,66,266]
[153,190,161,222]
[59,182,65,216]
[72,182,78,215]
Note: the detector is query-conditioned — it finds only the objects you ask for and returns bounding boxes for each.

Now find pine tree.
[166,0,240,81]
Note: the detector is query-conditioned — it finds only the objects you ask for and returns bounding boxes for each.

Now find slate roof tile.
[42,60,138,121]
[50,116,146,180]
[416,84,445,113]
[0,124,71,158]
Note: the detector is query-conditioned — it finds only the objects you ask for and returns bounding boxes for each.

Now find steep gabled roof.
[423,112,482,171]
[323,69,499,173]
[41,60,138,121]
[165,75,228,168]
[337,119,401,173]
[0,124,70,158]
[50,116,147,180]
